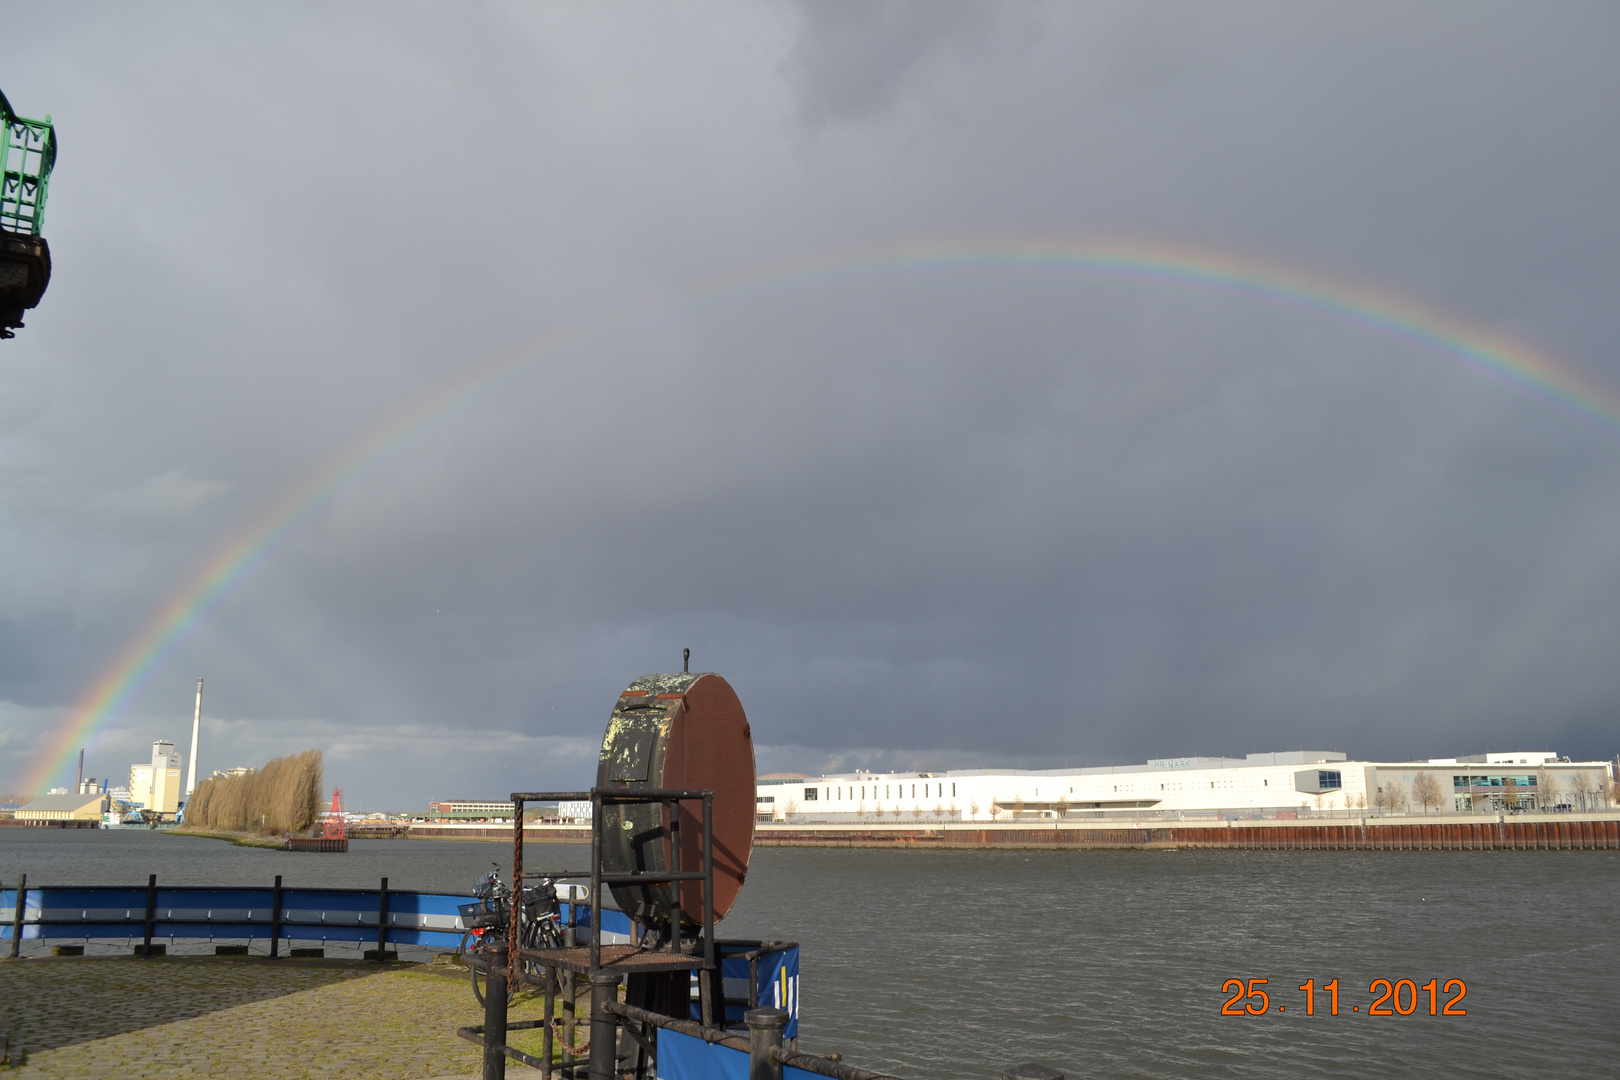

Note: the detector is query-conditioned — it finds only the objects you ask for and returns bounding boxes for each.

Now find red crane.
[322,788,347,839]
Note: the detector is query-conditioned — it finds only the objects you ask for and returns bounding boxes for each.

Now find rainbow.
[21,237,1619,793]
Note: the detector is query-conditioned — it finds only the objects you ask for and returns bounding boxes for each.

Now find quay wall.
[400,814,1620,850]
[754,814,1620,850]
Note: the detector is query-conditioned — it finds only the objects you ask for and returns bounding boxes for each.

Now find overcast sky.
[3,2,1618,809]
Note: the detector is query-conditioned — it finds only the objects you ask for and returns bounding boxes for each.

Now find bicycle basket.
[458,898,509,929]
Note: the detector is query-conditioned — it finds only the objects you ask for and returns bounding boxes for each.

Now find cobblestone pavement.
[0,956,557,1079]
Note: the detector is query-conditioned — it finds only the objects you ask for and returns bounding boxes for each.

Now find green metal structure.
[0,89,54,235]
[0,88,55,338]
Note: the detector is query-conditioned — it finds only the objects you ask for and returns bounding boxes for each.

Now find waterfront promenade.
[0,955,528,1079]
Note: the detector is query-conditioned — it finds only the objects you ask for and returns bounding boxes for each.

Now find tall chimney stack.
[77,748,84,792]
[186,677,204,798]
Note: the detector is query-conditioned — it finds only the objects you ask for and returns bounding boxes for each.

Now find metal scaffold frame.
[0,91,54,237]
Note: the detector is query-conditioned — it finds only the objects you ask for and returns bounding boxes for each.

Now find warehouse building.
[16,791,109,822]
[757,751,1616,822]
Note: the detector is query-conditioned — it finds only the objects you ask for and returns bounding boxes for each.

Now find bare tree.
[1411,772,1445,815]
[783,798,798,822]
[1598,774,1614,810]
[890,802,904,821]
[933,801,944,821]
[1538,770,1561,812]
[989,801,1002,821]
[1055,795,1068,820]
[1571,772,1594,812]
[1013,795,1025,820]
[1373,782,1406,815]
[969,797,981,819]
[1501,776,1520,812]
[857,799,866,821]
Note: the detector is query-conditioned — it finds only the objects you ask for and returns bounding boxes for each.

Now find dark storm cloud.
[2,3,1618,806]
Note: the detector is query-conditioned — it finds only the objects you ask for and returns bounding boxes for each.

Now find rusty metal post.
[588,970,620,1080]
[269,874,283,958]
[8,874,23,958]
[483,943,509,1080]
[542,963,555,1080]
[589,792,602,972]
[141,874,157,956]
[376,877,390,962]
[510,795,523,988]
[745,1007,787,1080]
[562,969,577,1074]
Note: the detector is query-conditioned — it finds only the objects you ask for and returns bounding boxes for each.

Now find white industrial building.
[757,751,1616,822]
[129,740,183,815]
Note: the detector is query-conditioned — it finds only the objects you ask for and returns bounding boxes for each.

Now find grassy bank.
[168,827,287,850]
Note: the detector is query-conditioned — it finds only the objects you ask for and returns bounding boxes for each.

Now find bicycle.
[458,865,567,1005]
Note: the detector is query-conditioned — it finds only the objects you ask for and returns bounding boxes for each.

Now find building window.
[952,783,956,797]
[804,788,818,801]
[1318,771,1342,790]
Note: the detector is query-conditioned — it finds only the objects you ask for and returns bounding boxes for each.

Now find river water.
[3,830,1616,1080]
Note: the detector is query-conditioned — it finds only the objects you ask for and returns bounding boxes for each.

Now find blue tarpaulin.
[655,1029,821,1080]
[691,944,800,1037]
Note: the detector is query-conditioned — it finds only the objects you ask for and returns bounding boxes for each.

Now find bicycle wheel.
[467,933,490,1007]
[516,919,561,999]
[468,933,512,1007]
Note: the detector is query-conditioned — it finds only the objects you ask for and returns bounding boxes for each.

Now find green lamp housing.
[0,88,55,339]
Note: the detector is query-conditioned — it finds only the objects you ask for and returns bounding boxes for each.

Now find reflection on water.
[4,831,1617,1079]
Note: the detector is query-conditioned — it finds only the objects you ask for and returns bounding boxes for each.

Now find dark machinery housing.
[495,668,775,1079]
[0,89,55,339]
[595,671,756,932]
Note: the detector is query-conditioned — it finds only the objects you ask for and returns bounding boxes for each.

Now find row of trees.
[183,749,324,833]
[783,799,962,822]
[1369,768,1617,815]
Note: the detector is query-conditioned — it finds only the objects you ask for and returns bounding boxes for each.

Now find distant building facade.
[427,800,516,822]
[129,740,183,814]
[757,750,1615,822]
[556,801,592,823]
[17,791,108,822]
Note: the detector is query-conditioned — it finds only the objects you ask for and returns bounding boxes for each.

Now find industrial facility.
[756,750,1617,822]
[128,740,183,815]
[14,790,107,822]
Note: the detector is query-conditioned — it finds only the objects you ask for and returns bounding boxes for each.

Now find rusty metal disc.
[596,671,755,930]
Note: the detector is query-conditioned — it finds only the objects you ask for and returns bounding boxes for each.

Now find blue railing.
[1,880,632,952]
